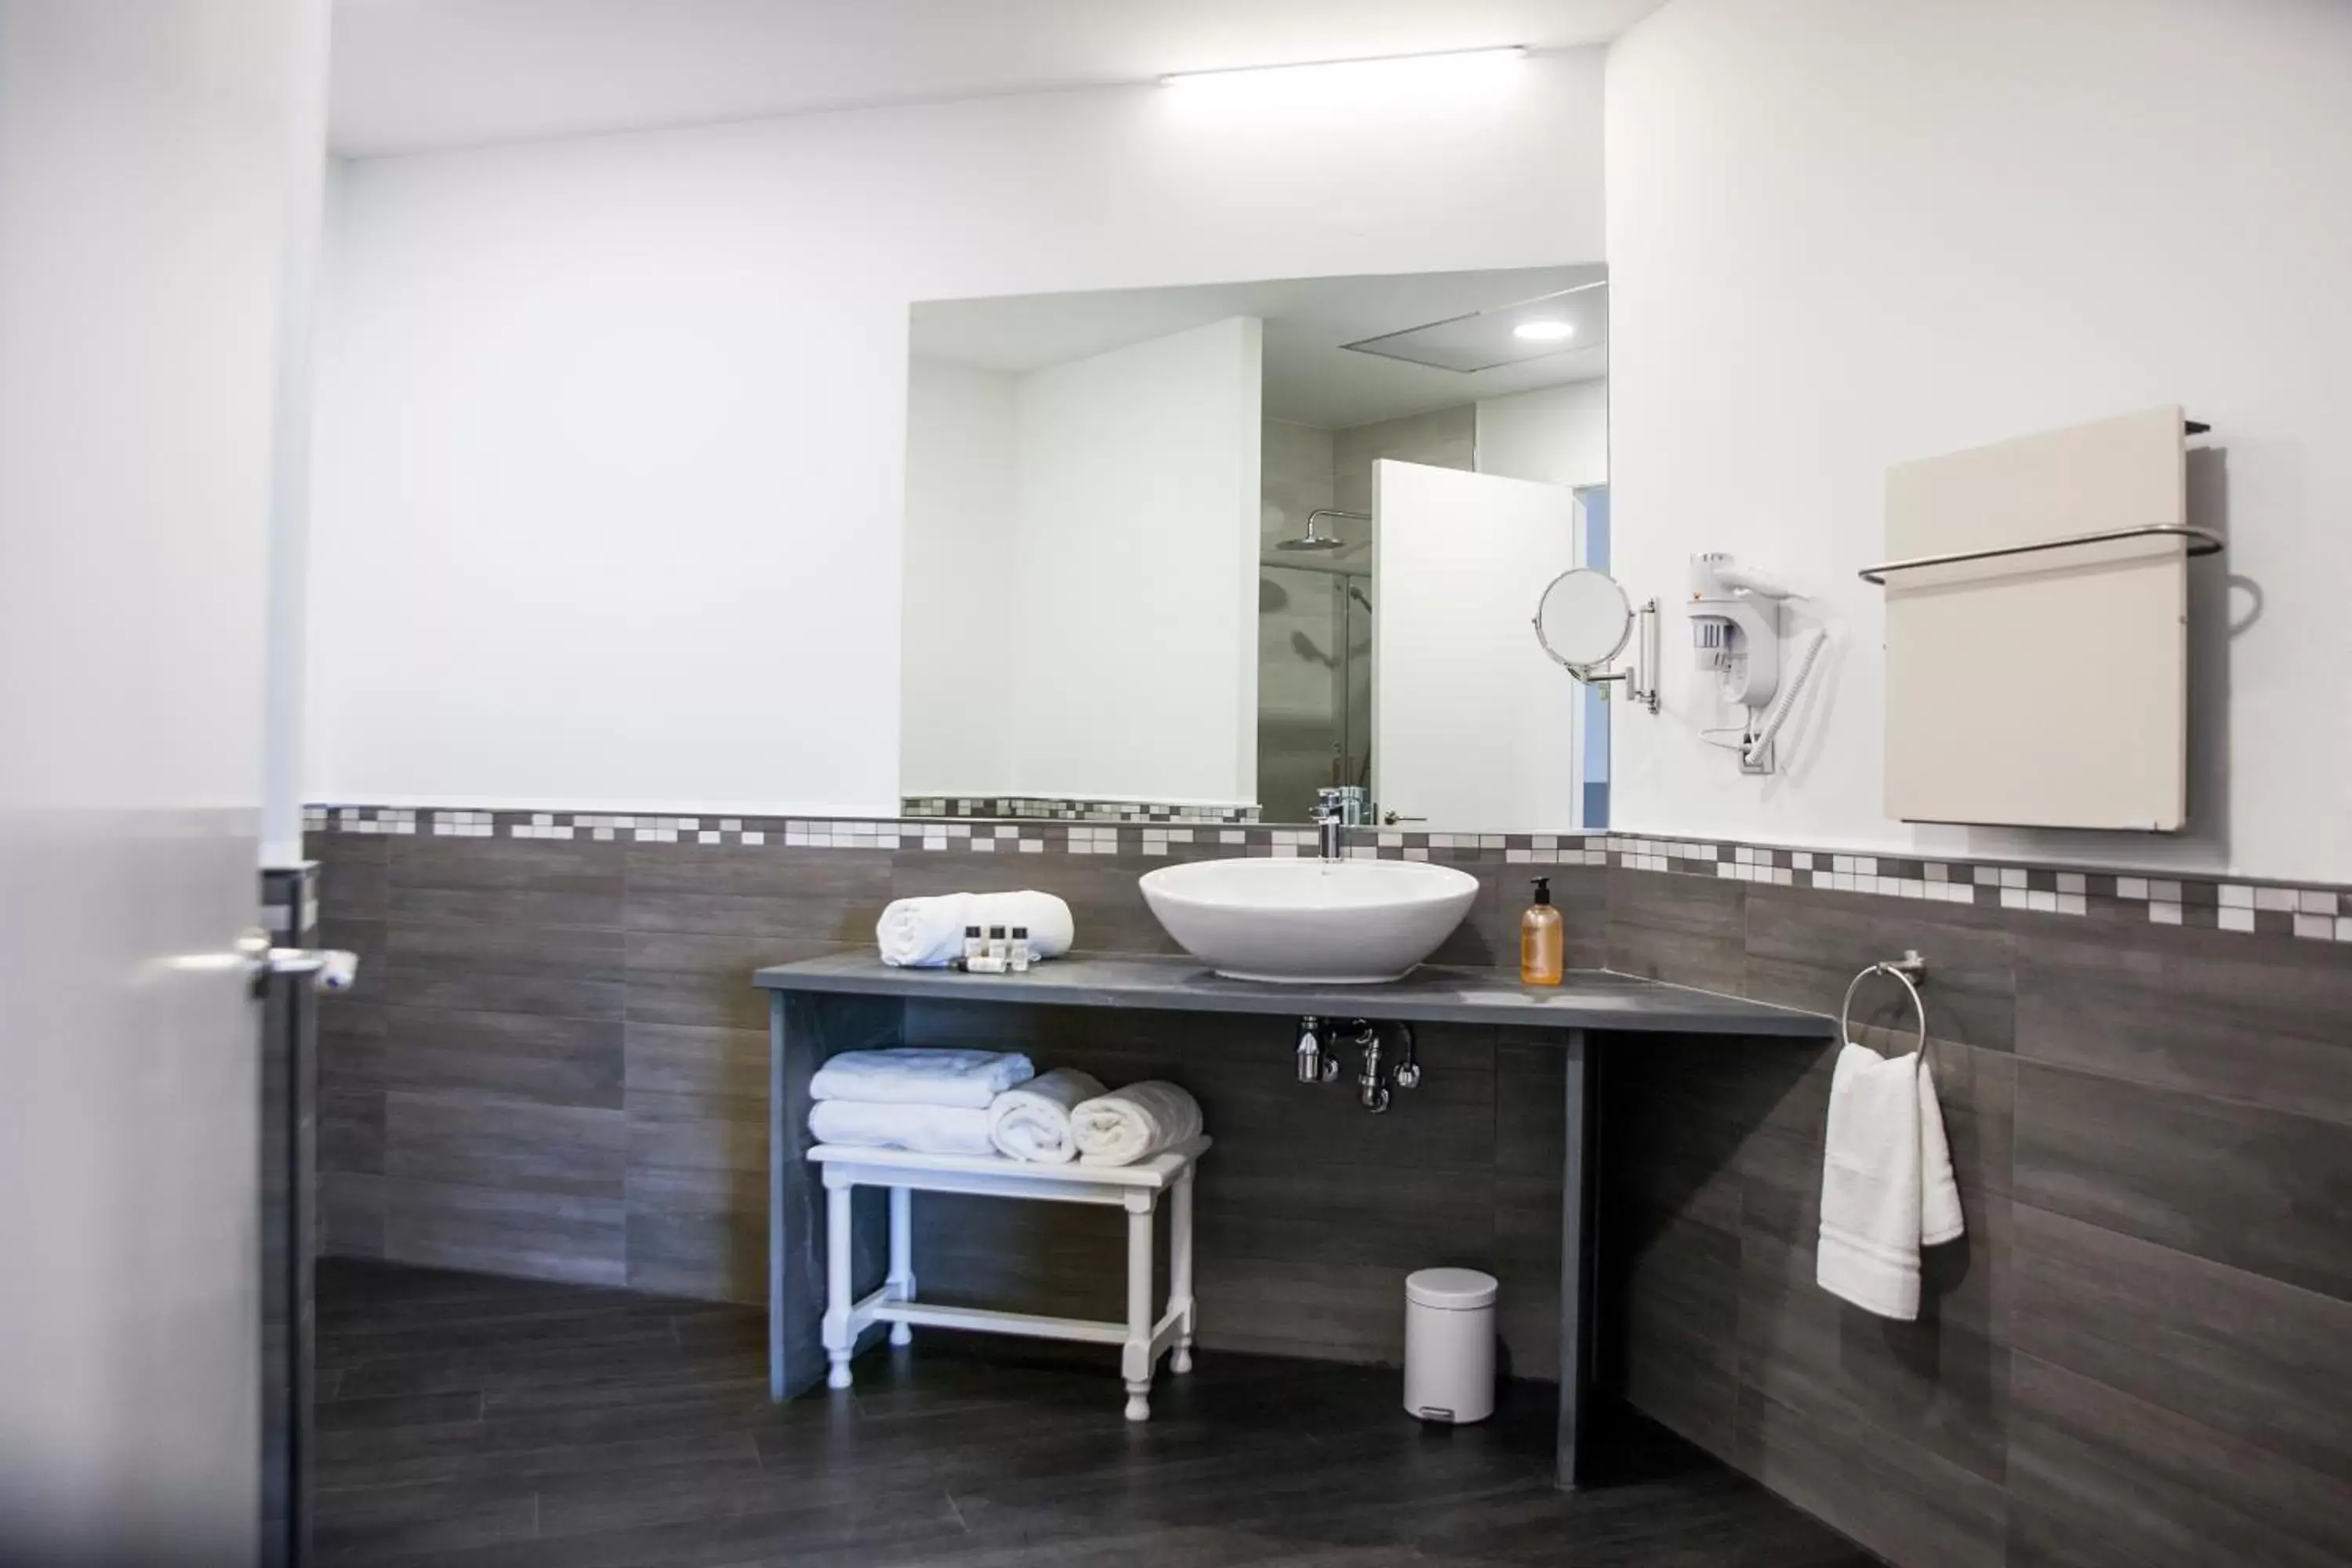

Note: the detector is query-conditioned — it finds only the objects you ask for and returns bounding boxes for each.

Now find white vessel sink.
[1138,857,1479,984]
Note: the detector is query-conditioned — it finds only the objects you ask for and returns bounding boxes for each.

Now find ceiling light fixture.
[1160,45,1527,89]
[1512,320,1575,342]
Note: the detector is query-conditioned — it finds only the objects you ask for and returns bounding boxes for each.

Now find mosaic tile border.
[902,796,1261,824]
[303,806,2352,944]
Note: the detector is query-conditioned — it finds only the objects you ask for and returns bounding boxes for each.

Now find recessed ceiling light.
[1513,320,1575,343]
[1160,45,1526,89]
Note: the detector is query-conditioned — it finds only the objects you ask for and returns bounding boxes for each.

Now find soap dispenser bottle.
[1520,877,1564,987]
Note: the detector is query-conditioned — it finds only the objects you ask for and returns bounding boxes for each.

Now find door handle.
[234,929,360,995]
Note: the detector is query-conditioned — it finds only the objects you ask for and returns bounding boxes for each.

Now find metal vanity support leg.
[1555,1027,1600,1489]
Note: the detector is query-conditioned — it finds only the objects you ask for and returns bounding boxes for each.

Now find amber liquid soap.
[1520,877,1564,987]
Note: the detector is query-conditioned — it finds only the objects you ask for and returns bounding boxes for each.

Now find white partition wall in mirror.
[1374,463,1584,832]
[901,266,1609,829]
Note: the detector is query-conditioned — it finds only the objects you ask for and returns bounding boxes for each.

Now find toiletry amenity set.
[875,889,1073,971]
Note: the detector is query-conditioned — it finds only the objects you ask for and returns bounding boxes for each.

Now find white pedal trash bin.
[1403,1267,1497,1425]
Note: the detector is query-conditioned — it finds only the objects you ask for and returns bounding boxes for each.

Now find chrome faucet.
[1312,785,1367,861]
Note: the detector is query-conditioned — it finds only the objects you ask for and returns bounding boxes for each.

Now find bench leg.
[887,1185,915,1347]
[824,1179,854,1390]
[1122,1191,1155,1421]
[1170,1166,1196,1374]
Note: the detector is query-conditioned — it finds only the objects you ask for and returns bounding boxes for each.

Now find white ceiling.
[913,266,1608,429]
[328,0,1669,157]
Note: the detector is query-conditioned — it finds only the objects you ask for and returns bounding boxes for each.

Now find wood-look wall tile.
[624,1022,768,1105]
[1737,1379,2009,1568]
[1493,1171,1563,1383]
[1605,869,1745,992]
[2015,1060,2352,1305]
[1745,883,2016,1051]
[626,1163,764,1305]
[389,834,623,898]
[321,1086,386,1176]
[385,1092,626,1201]
[387,883,623,933]
[379,1006,623,1110]
[1738,1229,2011,1485]
[2016,921,2352,1126]
[626,1090,764,1178]
[321,1171,387,1258]
[383,1178,626,1288]
[1193,1159,1496,1270]
[625,844,891,944]
[381,923,624,1022]
[2011,1203,2352,1487]
[1494,1042,1566,1178]
[622,931,843,1033]
[314,835,387,918]
[1600,1203,1740,1457]
[318,994,388,1092]
[2006,1352,2352,1568]
[1191,1255,1414,1365]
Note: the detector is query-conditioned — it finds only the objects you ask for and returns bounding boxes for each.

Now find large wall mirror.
[899,265,1613,832]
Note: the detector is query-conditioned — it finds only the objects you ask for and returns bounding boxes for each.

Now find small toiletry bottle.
[959,924,984,970]
[1009,925,1032,973]
[982,924,1009,975]
[1520,877,1565,987]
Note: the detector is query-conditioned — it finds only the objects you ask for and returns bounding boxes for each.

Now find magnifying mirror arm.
[1536,597,1660,714]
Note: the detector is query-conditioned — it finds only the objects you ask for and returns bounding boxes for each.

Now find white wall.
[1012,318,1262,804]
[308,51,1607,814]
[900,360,1018,796]
[1475,379,1608,488]
[1607,0,2352,881]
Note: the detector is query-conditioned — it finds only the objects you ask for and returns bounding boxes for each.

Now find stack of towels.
[808,1048,1203,1168]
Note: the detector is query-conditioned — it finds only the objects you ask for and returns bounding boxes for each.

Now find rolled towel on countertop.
[875,891,1076,969]
[808,1099,995,1157]
[987,1069,1108,1164]
[809,1048,1034,1110]
[1073,1081,1204,1168]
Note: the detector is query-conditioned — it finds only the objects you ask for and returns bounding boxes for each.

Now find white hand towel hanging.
[1816,1043,1963,1320]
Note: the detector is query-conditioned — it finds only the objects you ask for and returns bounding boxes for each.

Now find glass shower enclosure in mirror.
[898,266,1611,832]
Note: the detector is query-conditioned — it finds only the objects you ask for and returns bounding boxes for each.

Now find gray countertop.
[752,950,1833,1036]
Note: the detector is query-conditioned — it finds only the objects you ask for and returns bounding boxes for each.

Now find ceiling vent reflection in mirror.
[1342,281,1608,374]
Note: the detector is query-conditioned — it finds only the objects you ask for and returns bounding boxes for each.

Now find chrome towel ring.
[1839,949,1929,1065]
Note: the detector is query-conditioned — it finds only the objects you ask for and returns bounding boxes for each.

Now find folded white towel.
[987,1069,1108,1164]
[809,1048,1034,1110]
[1073,1081,1204,1168]
[808,1099,995,1156]
[875,891,1076,969]
[1817,1042,1964,1320]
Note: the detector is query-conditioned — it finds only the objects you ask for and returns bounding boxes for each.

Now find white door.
[0,4,320,1562]
[1374,459,1582,833]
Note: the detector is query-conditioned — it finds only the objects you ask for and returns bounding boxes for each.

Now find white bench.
[808,1137,1209,1421]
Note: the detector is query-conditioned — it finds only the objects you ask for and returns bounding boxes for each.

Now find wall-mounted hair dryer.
[1688,554,1795,706]
[1686,554,1827,774]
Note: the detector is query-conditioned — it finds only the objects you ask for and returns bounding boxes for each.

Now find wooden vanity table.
[753,951,1834,1488]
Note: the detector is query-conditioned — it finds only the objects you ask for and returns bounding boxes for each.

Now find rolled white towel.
[809,1048,1034,1110]
[808,1099,995,1157]
[875,891,1076,969]
[987,1069,1108,1164]
[1073,1081,1204,1168]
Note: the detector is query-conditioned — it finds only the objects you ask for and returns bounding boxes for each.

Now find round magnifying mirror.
[1534,568,1635,673]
